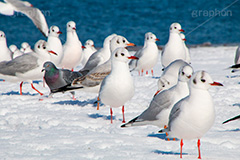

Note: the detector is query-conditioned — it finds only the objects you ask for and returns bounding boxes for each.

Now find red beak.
[155,38,160,41]
[82,46,86,49]
[72,27,76,30]
[128,56,139,60]
[57,31,63,34]
[127,43,136,46]
[182,38,186,41]
[48,50,58,55]
[187,75,191,79]
[154,89,162,96]
[210,82,223,86]
[179,29,185,32]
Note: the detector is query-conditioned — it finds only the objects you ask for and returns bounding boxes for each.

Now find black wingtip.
[222,115,240,124]
[121,124,126,128]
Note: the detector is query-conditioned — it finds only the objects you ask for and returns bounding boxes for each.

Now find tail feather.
[223,115,240,124]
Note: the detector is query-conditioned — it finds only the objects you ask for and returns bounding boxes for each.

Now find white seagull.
[81,39,97,66]
[156,59,190,95]
[129,32,159,76]
[9,44,24,59]
[121,64,193,128]
[20,42,33,53]
[159,71,223,159]
[79,34,117,75]
[0,31,12,61]
[61,21,83,70]
[98,47,138,123]
[47,25,63,67]
[0,0,49,37]
[0,40,57,95]
[161,22,186,69]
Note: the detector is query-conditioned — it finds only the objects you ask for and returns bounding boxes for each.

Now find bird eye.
[43,46,46,49]
[38,45,40,48]
[115,53,118,57]
[162,84,165,87]
[52,29,55,32]
[121,53,124,56]
[68,25,71,27]
[182,71,185,75]
[201,79,206,83]
[123,39,126,43]
[117,40,120,44]
[147,37,149,40]
[170,27,172,30]
[174,27,177,29]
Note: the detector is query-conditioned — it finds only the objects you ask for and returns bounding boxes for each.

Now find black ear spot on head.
[115,53,118,57]
[193,78,197,84]
[201,79,206,83]
[117,40,120,44]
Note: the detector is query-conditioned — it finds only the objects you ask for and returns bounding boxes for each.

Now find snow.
[0,46,240,159]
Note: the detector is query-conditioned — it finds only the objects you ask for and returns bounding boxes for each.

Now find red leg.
[97,97,100,110]
[122,105,125,123]
[146,71,148,75]
[110,108,113,124]
[198,139,201,159]
[71,68,74,71]
[20,81,23,95]
[180,139,184,158]
[141,69,144,76]
[31,83,43,95]
[138,71,140,76]
[151,69,154,76]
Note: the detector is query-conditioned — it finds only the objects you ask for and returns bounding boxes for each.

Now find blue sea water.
[0,0,240,48]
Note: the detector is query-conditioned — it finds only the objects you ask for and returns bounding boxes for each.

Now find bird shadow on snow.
[221,128,240,132]
[53,98,98,107]
[153,150,187,156]
[88,113,114,121]
[232,103,240,108]
[0,91,39,96]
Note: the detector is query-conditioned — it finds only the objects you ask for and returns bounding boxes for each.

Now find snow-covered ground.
[0,46,239,159]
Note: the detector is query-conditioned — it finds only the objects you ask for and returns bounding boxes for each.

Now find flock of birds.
[0,0,239,159]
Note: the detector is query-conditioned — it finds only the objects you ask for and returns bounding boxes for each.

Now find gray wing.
[6,0,49,37]
[0,53,38,76]
[137,90,173,121]
[73,60,111,87]
[79,50,102,75]
[129,48,143,71]
[168,97,188,130]
[61,69,82,84]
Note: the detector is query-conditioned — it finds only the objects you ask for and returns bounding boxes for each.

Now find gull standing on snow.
[0,0,49,37]
[161,23,186,69]
[0,40,57,95]
[81,39,97,66]
[129,32,159,76]
[42,61,83,100]
[98,48,138,123]
[20,42,33,53]
[79,34,117,75]
[180,33,190,64]
[61,21,83,70]
[159,71,223,159]
[9,44,24,59]
[47,25,63,67]
[229,46,240,72]
[72,35,135,93]
[0,31,12,61]
[121,64,193,128]
[156,59,190,95]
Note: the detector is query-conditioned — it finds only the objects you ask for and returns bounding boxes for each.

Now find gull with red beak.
[161,22,189,69]
[81,39,97,66]
[129,32,160,76]
[0,40,57,95]
[98,47,138,124]
[159,70,223,159]
[61,21,83,70]
[121,64,193,128]
[0,0,49,37]
[47,25,63,67]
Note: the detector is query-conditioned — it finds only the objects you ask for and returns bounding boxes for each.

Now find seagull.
[0,31,12,61]
[180,33,190,64]
[20,42,33,53]
[229,46,240,72]
[9,44,24,59]
[0,0,49,37]
[121,64,193,128]
[98,47,138,123]
[42,61,83,100]
[47,25,63,67]
[60,21,83,70]
[223,115,240,124]
[72,35,135,93]
[0,40,57,95]
[79,34,117,76]
[129,32,159,76]
[156,60,190,95]
[159,71,223,159]
[81,39,97,66]
[161,22,186,69]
